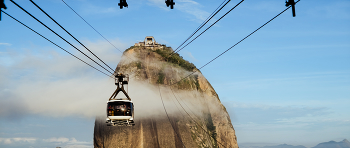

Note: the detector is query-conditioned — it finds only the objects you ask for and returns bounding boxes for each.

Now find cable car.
[106,73,135,126]
[1,0,7,21]
[165,0,175,9]
[285,0,296,17]
[118,0,128,9]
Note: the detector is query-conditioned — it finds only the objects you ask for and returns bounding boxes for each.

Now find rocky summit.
[94,38,238,148]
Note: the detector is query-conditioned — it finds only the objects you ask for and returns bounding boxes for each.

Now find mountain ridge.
[312,139,350,148]
[239,139,350,148]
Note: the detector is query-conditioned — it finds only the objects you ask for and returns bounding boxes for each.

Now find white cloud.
[183,51,198,62]
[43,137,70,143]
[0,39,126,119]
[216,71,350,91]
[81,38,129,63]
[0,39,209,120]
[148,0,210,22]
[64,0,119,16]
[0,137,36,144]
[226,102,330,123]
[0,137,92,147]
[65,145,93,148]
[42,137,92,147]
[82,5,117,15]
[0,43,11,46]
[176,0,210,21]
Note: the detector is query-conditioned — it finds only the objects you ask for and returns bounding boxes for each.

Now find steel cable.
[169,86,231,148]
[170,0,231,55]
[169,0,301,86]
[168,88,209,146]
[172,0,245,55]
[1,10,114,79]
[158,85,187,148]
[30,0,115,72]
[61,0,135,62]
[10,0,114,75]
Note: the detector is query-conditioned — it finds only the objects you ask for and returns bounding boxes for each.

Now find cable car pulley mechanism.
[285,0,296,17]
[106,73,135,126]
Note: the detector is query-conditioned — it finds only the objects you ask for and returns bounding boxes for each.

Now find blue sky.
[0,0,349,147]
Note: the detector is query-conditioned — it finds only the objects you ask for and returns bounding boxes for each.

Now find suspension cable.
[163,2,302,145]
[10,0,114,75]
[168,88,210,146]
[169,0,300,86]
[61,0,134,61]
[158,85,186,148]
[170,0,231,55]
[169,86,230,148]
[173,86,211,121]
[1,10,114,79]
[172,93,211,147]
[172,0,245,55]
[30,0,115,72]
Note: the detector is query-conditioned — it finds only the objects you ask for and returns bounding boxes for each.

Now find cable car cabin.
[107,73,134,126]
[106,99,134,126]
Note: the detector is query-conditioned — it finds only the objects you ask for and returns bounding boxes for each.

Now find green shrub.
[153,47,196,71]
[157,71,165,84]
[124,46,135,53]
[206,114,217,148]
[194,75,200,90]
[135,62,142,69]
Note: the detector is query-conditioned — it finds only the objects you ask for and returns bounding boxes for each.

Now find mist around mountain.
[93,43,238,147]
[239,139,350,148]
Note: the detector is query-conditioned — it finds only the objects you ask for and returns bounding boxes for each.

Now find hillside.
[239,139,350,148]
[93,42,238,148]
[312,139,350,148]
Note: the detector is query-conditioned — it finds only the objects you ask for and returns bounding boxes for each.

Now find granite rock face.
[94,46,238,148]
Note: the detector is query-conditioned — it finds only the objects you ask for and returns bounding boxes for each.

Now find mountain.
[93,40,238,147]
[312,139,350,148]
[239,139,350,148]
[262,144,307,148]
[239,144,307,148]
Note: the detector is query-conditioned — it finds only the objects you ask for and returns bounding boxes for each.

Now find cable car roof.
[107,99,133,103]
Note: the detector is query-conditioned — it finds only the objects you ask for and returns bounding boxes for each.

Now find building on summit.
[134,36,163,49]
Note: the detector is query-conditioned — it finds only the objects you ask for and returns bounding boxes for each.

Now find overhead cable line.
[170,0,231,55]
[30,0,115,72]
[158,85,186,148]
[169,87,230,148]
[61,0,129,58]
[172,87,210,121]
[168,89,210,146]
[10,0,114,75]
[170,0,301,86]
[61,0,139,77]
[172,0,245,55]
[1,10,114,78]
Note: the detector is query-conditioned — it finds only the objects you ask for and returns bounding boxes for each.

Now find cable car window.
[107,102,132,116]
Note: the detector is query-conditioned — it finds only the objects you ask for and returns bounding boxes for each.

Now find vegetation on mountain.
[153,47,196,71]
